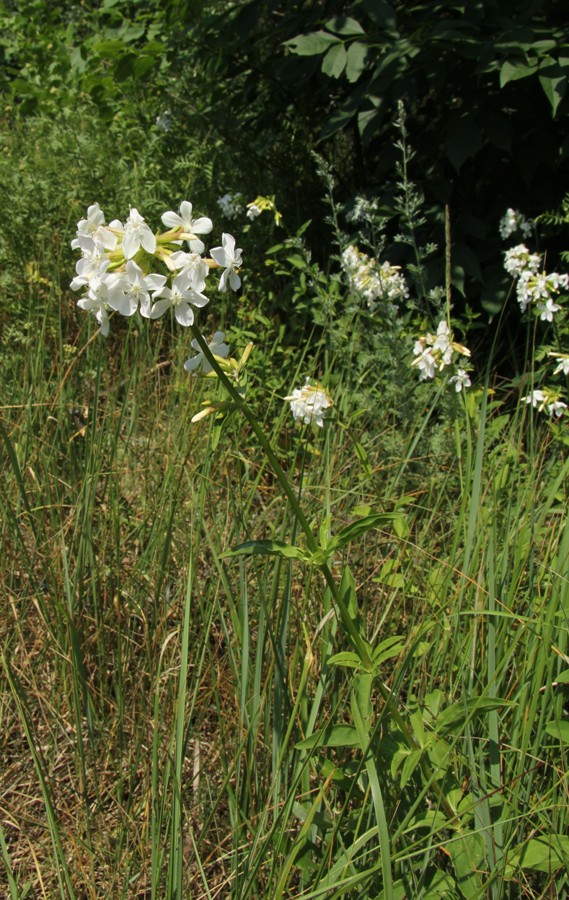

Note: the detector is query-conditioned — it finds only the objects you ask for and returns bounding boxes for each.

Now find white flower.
[285,378,332,427]
[412,321,471,384]
[166,250,208,292]
[210,233,243,292]
[342,245,408,308]
[184,331,230,373]
[551,354,569,377]
[122,208,156,259]
[516,269,567,315]
[246,204,262,220]
[161,201,213,254]
[449,368,472,392]
[106,261,167,318]
[71,203,116,250]
[150,271,209,326]
[504,244,541,279]
[522,388,566,417]
[70,238,110,291]
[414,349,437,381]
[217,193,244,219]
[523,389,546,409]
[155,110,173,132]
[499,208,533,241]
[433,320,451,355]
[537,297,561,322]
[77,280,111,337]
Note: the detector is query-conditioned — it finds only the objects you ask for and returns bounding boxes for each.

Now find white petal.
[122,231,139,259]
[141,227,157,254]
[191,216,213,235]
[150,297,171,318]
[175,303,194,327]
[161,211,183,229]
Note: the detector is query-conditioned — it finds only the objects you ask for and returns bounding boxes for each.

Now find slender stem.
[189,325,373,666]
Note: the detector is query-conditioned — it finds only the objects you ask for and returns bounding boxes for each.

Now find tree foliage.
[181,0,569,320]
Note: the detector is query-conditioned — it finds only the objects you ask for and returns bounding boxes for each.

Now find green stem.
[189,325,372,667]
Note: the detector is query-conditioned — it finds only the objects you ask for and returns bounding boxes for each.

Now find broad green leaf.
[220,539,306,561]
[436,697,513,736]
[357,105,383,143]
[506,835,569,875]
[295,724,359,750]
[325,16,365,36]
[539,61,566,115]
[346,41,368,83]
[403,810,449,833]
[322,42,347,79]
[544,718,569,741]
[284,31,339,57]
[446,831,485,897]
[117,23,146,43]
[500,59,538,87]
[400,748,423,788]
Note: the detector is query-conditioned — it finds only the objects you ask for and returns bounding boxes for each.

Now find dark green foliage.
[178,0,569,331]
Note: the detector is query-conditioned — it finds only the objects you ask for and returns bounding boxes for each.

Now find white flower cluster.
[70,201,242,337]
[217,193,244,219]
[503,243,568,319]
[412,320,472,391]
[342,245,409,308]
[217,193,281,226]
[499,208,533,241]
[522,388,567,418]
[285,378,333,428]
[520,354,569,420]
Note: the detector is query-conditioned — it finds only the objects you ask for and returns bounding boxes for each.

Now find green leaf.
[539,61,566,115]
[436,697,513,736]
[220,539,306,561]
[500,59,538,87]
[346,41,368,83]
[372,636,405,666]
[506,835,569,875]
[328,651,365,669]
[284,31,339,57]
[446,831,485,896]
[325,16,365,37]
[340,564,359,620]
[357,105,383,143]
[322,42,347,79]
[400,748,423,788]
[295,724,359,750]
[544,718,569,741]
[403,810,449,833]
[328,512,402,553]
